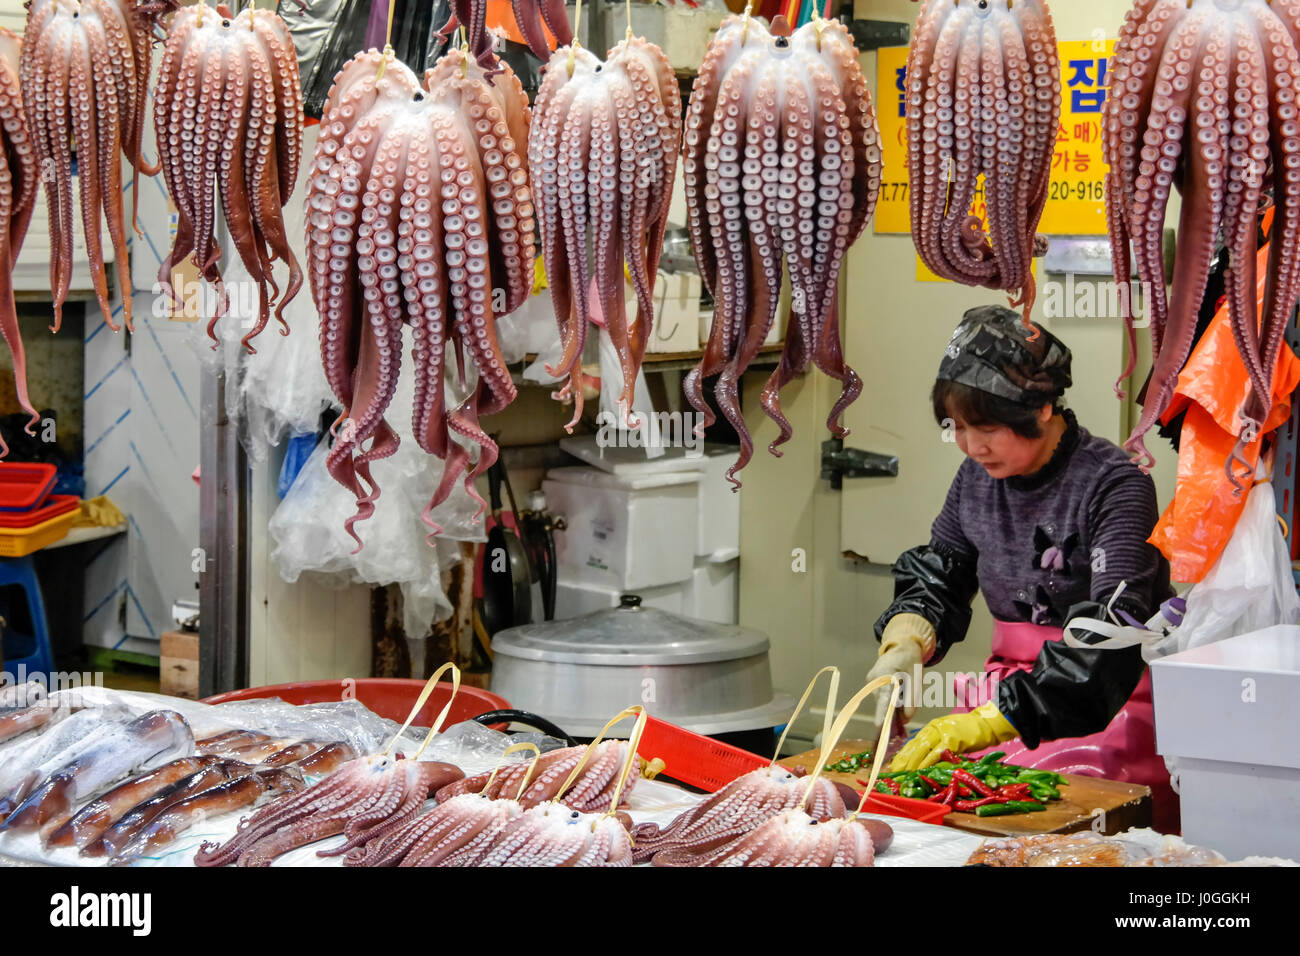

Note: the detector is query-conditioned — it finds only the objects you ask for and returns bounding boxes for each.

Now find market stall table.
[781,741,1152,837]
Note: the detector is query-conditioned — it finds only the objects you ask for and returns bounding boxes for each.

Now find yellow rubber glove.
[866,614,936,729]
[888,702,1020,772]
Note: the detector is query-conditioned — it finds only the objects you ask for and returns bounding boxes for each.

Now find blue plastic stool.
[0,555,53,681]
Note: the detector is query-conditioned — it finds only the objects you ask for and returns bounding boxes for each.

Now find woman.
[866,305,1178,831]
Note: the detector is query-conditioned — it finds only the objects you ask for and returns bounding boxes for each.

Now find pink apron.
[953,620,1179,834]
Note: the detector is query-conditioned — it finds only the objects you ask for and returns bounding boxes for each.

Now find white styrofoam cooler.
[543,467,701,591]
[556,438,741,559]
[554,557,738,625]
[1150,625,1300,860]
[688,557,738,625]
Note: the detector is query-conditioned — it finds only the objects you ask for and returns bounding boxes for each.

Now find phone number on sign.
[1048,179,1106,203]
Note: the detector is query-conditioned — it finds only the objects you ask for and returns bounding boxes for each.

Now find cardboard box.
[160,630,199,700]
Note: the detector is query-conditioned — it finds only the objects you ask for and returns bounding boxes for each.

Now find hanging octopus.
[529,35,681,428]
[683,14,882,488]
[1106,0,1300,484]
[0,28,39,458]
[153,2,304,351]
[21,0,171,333]
[437,0,572,71]
[305,48,534,547]
[905,0,1060,326]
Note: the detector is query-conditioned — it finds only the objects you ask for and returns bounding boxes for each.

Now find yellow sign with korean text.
[874,39,1116,239]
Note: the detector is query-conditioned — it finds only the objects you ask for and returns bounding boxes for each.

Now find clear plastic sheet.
[185,127,333,468]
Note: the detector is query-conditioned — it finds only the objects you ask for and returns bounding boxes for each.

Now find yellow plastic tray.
[0,508,77,557]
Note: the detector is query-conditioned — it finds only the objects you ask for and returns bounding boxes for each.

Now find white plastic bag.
[1062,476,1300,660]
[268,325,488,635]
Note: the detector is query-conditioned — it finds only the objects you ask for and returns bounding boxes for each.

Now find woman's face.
[950,406,1056,479]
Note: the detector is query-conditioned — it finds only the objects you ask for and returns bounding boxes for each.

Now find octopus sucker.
[652,808,884,867]
[906,0,1060,325]
[1107,0,1300,480]
[192,754,462,867]
[531,38,682,430]
[153,4,303,351]
[0,29,38,455]
[631,763,848,864]
[685,16,880,485]
[22,0,172,335]
[433,741,641,812]
[306,49,530,546]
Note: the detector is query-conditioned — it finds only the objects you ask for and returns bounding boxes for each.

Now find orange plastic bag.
[1150,243,1300,582]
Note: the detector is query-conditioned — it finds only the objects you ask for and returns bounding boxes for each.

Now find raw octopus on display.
[629,763,849,864]
[21,0,175,333]
[434,740,641,810]
[1105,0,1300,482]
[0,28,37,458]
[529,35,681,427]
[153,2,304,351]
[193,753,463,866]
[652,807,888,867]
[344,790,524,866]
[683,14,882,487]
[305,48,534,547]
[905,0,1061,323]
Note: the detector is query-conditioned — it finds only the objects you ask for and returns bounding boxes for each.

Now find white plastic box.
[1150,625,1300,860]
[687,557,738,625]
[554,579,686,619]
[694,447,741,559]
[543,467,701,591]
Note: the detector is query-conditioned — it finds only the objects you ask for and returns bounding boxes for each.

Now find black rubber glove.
[996,601,1147,749]
[873,542,979,665]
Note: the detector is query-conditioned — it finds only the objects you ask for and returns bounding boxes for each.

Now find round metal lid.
[491,595,771,665]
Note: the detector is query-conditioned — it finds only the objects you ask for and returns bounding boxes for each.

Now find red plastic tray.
[0,494,78,529]
[856,791,952,825]
[637,716,768,792]
[637,716,953,825]
[0,462,57,513]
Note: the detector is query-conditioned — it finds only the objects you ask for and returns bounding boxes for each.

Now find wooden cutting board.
[779,740,1152,837]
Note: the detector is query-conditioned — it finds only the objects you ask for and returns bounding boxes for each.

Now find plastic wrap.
[185,126,334,467]
[267,320,488,633]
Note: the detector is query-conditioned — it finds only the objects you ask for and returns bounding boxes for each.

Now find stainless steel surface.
[491,599,789,734]
[199,366,249,697]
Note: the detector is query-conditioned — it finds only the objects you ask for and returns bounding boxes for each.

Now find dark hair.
[931,381,1061,439]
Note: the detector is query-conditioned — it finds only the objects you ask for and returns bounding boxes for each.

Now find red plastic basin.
[202,678,511,730]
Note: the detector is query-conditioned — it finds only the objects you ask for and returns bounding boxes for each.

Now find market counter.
[781,740,1152,837]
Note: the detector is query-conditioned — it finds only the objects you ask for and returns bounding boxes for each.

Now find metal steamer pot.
[489,595,794,739]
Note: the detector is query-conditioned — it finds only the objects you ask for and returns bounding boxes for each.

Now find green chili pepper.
[977,751,1007,766]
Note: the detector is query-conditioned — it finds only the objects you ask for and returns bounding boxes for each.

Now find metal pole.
[198,365,249,696]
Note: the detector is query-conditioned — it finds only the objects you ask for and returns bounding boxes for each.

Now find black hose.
[472,709,579,748]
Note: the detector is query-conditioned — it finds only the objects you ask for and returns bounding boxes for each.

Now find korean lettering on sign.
[874,39,1116,241]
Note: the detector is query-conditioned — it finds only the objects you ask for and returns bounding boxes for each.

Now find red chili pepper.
[918,775,944,791]
[940,750,965,764]
[953,796,1012,812]
[874,777,900,795]
[952,768,995,798]
[997,783,1033,799]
